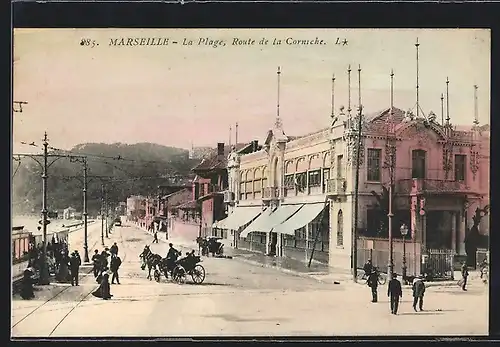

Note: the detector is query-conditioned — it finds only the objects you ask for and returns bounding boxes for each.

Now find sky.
[13,28,490,154]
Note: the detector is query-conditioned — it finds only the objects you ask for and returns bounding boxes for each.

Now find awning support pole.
[308,196,330,268]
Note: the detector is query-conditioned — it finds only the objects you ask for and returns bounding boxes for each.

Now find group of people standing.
[20,249,82,300]
[91,242,122,300]
[27,230,70,276]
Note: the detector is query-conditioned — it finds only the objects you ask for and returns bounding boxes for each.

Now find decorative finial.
[440,93,444,126]
[276,66,282,129]
[347,64,352,117]
[473,84,479,126]
[446,77,450,125]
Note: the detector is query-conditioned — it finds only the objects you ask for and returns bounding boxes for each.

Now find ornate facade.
[219,105,489,271]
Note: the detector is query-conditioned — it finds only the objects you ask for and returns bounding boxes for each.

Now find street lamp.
[400,223,409,283]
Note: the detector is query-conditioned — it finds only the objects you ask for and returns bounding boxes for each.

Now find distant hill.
[12,142,201,216]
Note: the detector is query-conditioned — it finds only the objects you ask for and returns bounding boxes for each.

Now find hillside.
[12,142,201,216]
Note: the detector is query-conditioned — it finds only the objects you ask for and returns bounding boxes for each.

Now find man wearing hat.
[412,275,426,312]
[69,251,82,286]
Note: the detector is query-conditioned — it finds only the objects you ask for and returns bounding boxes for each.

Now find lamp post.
[400,223,409,283]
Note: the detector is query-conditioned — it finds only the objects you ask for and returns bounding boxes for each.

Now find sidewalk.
[224,247,351,284]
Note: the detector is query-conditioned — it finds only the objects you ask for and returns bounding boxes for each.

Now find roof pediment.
[396,120,446,142]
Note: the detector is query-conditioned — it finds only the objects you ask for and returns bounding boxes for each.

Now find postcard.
[12,28,490,337]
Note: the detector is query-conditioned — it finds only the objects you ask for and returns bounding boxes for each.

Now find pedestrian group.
[91,242,122,300]
[363,259,427,315]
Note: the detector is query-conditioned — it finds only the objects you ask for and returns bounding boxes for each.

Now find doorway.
[269,232,277,256]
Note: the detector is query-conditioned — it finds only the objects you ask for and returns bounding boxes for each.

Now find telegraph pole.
[101,184,105,246]
[105,187,109,238]
[352,65,363,282]
[39,132,50,285]
[83,159,89,262]
[69,156,90,263]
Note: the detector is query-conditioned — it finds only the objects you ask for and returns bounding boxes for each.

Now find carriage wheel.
[191,264,206,284]
[154,269,161,282]
[172,265,186,284]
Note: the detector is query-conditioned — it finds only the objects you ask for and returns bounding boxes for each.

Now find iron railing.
[326,178,347,196]
[262,186,281,200]
[397,178,469,194]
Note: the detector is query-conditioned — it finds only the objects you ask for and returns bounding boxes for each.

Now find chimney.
[217,142,225,156]
[252,140,259,152]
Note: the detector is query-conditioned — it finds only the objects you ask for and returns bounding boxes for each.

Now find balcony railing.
[396,178,469,195]
[262,186,281,200]
[223,191,235,203]
[326,178,347,196]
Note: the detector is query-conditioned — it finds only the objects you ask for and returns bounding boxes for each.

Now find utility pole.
[105,187,109,238]
[387,70,396,277]
[13,101,28,113]
[39,132,50,285]
[83,158,89,262]
[101,184,105,246]
[352,65,363,282]
[70,156,90,263]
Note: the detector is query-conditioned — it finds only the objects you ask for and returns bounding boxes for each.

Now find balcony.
[396,178,469,195]
[262,186,281,200]
[326,178,347,197]
[223,191,235,204]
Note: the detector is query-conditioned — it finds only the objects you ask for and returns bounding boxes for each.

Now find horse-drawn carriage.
[154,254,206,284]
[197,236,224,257]
[140,245,206,285]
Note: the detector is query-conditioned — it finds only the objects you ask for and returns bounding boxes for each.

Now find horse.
[139,245,162,280]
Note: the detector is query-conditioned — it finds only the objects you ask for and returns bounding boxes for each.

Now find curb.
[232,256,342,285]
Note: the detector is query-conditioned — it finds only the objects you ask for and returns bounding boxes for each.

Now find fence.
[357,236,422,276]
[424,249,454,280]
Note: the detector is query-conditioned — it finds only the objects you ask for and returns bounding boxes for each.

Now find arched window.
[412,150,426,179]
[337,210,343,246]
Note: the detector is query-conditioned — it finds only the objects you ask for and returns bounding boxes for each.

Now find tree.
[370,184,395,237]
[12,142,201,216]
[464,205,489,267]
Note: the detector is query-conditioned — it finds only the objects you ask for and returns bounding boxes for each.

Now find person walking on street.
[387,273,403,315]
[460,262,469,291]
[153,231,159,243]
[91,250,100,278]
[92,273,112,300]
[110,254,122,284]
[412,275,426,312]
[110,242,118,257]
[367,269,379,303]
[69,251,82,286]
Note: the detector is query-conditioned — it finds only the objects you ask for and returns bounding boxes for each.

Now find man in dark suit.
[460,262,469,291]
[412,276,426,311]
[387,273,403,315]
[367,269,379,303]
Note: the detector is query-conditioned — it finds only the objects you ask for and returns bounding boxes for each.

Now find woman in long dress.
[56,250,70,283]
[20,268,35,300]
[92,273,112,300]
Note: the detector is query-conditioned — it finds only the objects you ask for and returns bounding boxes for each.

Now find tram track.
[13,223,172,337]
[11,226,127,336]
[45,225,134,337]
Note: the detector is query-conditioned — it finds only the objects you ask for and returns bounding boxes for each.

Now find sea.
[12,215,71,236]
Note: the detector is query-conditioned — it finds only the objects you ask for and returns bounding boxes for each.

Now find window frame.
[367,148,382,182]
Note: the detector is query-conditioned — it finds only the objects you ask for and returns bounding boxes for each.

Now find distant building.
[63,207,77,220]
[126,195,146,221]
